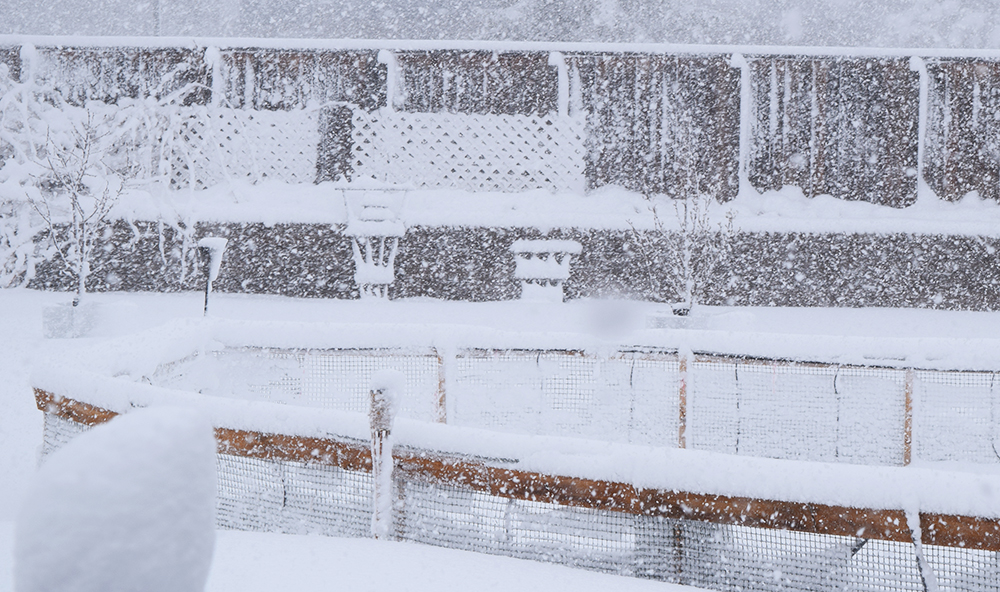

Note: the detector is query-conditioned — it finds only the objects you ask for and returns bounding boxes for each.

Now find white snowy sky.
[0,0,998,48]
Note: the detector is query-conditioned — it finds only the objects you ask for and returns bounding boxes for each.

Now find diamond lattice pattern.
[168,108,319,188]
[351,109,587,193]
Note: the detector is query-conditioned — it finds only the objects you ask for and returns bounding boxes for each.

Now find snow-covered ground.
[6,287,1000,589]
[0,521,696,591]
[0,289,711,589]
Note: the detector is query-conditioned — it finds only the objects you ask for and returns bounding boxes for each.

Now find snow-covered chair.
[510,239,582,303]
[345,189,406,299]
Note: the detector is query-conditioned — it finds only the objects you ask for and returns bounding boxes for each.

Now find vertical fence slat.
[678,353,688,449]
[904,368,915,466]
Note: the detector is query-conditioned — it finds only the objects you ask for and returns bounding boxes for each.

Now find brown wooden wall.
[24,46,210,104]
[395,50,556,115]
[568,53,740,198]
[748,56,919,207]
[0,47,19,82]
[217,49,385,111]
[1,44,1000,206]
[924,58,1000,202]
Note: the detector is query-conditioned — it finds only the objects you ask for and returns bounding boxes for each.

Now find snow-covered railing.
[145,341,1000,467]
[5,40,1000,205]
[31,382,1000,592]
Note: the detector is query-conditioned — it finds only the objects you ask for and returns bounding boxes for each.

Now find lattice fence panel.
[350,110,587,192]
[167,108,319,188]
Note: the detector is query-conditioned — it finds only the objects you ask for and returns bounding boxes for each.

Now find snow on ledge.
[110,181,1000,236]
[7,34,1000,59]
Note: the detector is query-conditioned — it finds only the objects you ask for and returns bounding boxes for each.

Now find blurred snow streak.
[1,0,999,49]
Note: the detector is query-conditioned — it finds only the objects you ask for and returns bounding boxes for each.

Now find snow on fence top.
[29,342,1000,521]
[3,38,1000,206]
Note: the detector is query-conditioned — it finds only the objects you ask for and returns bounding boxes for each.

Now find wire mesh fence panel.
[448,350,678,444]
[396,479,636,575]
[216,453,286,532]
[395,479,510,556]
[41,412,90,458]
[153,347,442,422]
[296,350,441,421]
[33,408,1000,592]
[732,362,840,461]
[925,543,1000,591]
[620,352,681,447]
[914,370,1000,463]
[280,460,373,537]
[690,358,908,465]
[688,358,740,454]
[152,345,1000,465]
[832,366,908,465]
[217,453,373,537]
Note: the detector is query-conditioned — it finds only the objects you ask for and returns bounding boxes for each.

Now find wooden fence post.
[678,352,689,449]
[435,349,447,424]
[904,368,915,466]
[370,379,397,539]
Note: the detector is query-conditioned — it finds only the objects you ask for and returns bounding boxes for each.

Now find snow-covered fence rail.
[149,344,1000,467]
[5,40,1000,204]
[32,387,1000,592]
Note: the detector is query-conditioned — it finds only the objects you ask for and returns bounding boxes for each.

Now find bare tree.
[30,109,132,305]
[630,193,735,315]
[1,58,170,302]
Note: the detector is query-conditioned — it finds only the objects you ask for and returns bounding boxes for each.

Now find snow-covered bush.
[14,407,217,592]
[629,193,735,314]
[0,63,45,287]
[0,51,192,300]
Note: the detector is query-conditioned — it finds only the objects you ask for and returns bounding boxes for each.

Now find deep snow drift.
[14,408,217,592]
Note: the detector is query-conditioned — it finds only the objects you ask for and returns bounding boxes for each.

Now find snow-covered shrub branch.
[0,53,211,297]
[629,194,735,313]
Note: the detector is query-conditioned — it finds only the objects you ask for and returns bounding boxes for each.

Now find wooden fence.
[2,43,1000,207]
[37,385,1000,550]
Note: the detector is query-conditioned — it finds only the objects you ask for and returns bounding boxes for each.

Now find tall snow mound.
[14,407,217,592]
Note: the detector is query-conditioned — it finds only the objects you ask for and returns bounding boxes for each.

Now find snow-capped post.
[909,56,930,201]
[377,50,399,112]
[370,369,402,540]
[729,53,755,197]
[510,239,582,302]
[548,52,569,118]
[197,237,227,316]
[205,47,223,108]
[905,505,941,592]
[345,189,406,299]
